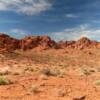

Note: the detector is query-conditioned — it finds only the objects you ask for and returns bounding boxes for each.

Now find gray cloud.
[0,0,52,15]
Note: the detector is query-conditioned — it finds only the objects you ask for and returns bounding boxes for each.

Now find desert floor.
[0,48,100,100]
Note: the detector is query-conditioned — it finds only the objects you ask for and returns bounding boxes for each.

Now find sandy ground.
[0,48,100,100]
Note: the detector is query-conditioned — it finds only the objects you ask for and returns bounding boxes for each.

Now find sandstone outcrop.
[0,33,99,51]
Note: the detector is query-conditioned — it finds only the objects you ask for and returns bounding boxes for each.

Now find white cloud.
[65,14,78,18]
[7,28,29,38]
[10,29,28,35]
[0,0,52,15]
[50,24,100,41]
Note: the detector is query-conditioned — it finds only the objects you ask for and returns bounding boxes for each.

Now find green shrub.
[0,76,12,85]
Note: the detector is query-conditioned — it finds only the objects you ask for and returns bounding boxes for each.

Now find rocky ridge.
[0,33,99,51]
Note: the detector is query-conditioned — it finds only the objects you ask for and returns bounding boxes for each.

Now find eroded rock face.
[19,36,40,50]
[0,33,20,52]
[57,37,99,49]
[0,33,99,51]
[73,37,98,49]
[20,35,58,50]
[0,34,58,51]
[57,41,67,48]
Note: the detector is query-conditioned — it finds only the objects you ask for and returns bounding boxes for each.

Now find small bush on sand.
[41,68,59,76]
[30,85,39,94]
[13,72,20,75]
[94,80,100,86]
[24,67,34,72]
[0,76,12,85]
[79,68,90,76]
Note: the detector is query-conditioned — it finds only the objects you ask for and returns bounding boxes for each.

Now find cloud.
[8,29,30,38]
[65,14,78,18]
[0,0,52,15]
[50,24,100,41]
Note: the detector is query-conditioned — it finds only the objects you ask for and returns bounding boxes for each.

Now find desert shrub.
[13,72,20,75]
[79,68,90,76]
[30,85,39,94]
[41,68,59,76]
[24,67,34,72]
[0,76,12,85]
[41,68,51,76]
[94,80,100,86]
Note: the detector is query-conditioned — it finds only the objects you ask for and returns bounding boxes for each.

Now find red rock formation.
[38,36,56,49]
[74,37,98,49]
[0,33,99,51]
[20,35,58,50]
[0,33,20,52]
[48,37,99,50]
[19,36,40,50]
[57,40,67,48]
[58,40,76,49]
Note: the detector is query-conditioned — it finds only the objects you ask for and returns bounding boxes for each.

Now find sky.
[0,0,100,41]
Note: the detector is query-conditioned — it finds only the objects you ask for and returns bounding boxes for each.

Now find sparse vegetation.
[94,80,100,86]
[41,68,59,76]
[79,68,90,76]
[13,71,20,75]
[24,67,34,72]
[0,76,12,85]
[30,85,39,94]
